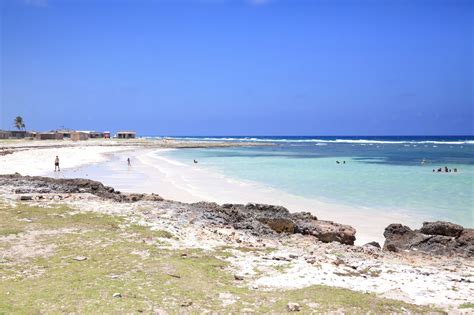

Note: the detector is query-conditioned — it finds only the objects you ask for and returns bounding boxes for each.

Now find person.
[127,158,131,166]
[343,161,346,164]
[454,168,458,173]
[193,160,198,164]
[54,156,60,172]
[336,161,340,164]
[444,166,449,172]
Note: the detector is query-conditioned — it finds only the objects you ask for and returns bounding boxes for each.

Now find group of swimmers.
[433,166,457,173]
[336,160,346,164]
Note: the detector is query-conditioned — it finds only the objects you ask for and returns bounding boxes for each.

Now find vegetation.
[13,116,25,131]
[0,203,444,313]
[459,302,474,309]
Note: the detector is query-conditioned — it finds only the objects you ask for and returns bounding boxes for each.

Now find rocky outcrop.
[419,221,463,237]
[0,173,163,203]
[1,174,356,245]
[193,202,356,245]
[383,222,473,257]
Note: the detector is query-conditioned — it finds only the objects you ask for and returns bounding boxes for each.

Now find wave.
[146,136,474,145]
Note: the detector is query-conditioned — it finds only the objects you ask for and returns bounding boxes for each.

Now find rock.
[72,256,87,261]
[420,221,463,237]
[234,274,244,281]
[180,301,192,307]
[19,195,33,201]
[295,219,356,245]
[383,224,429,252]
[112,292,122,298]
[383,222,473,257]
[0,174,163,203]
[457,229,474,245]
[258,218,295,233]
[287,302,301,312]
[364,241,381,249]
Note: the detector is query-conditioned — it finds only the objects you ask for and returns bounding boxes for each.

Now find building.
[56,129,74,139]
[89,131,104,139]
[104,131,111,139]
[71,131,89,141]
[116,131,136,139]
[0,131,10,139]
[8,130,36,139]
[36,132,64,140]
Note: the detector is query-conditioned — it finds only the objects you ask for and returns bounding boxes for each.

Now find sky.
[1,0,473,136]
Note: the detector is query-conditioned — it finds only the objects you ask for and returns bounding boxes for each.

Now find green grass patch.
[128,224,174,239]
[460,302,474,309]
[0,202,444,313]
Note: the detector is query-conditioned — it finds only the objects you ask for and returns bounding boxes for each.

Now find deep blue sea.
[148,136,474,226]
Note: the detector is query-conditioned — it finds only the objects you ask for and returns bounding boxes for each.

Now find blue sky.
[1,0,473,135]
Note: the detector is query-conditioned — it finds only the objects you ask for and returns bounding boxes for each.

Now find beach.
[2,137,472,245]
[0,139,425,245]
[1,138,473,312]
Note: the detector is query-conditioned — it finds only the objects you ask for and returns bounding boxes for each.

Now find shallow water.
[159,136,474,226]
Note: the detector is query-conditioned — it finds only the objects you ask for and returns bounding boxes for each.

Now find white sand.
[0,144,427,244]
[0,145,133,176]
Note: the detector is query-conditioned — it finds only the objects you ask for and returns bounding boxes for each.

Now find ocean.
[153,136,474,227]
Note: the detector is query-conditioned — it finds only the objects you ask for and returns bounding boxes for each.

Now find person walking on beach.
[127,158,131,166]
[54,156,60,172]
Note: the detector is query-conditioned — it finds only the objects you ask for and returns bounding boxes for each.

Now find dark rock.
[19,195,33,201]
[287,302,301,312]
[420,221,463,237]
[234,274,244,281]
[0,174,163,203]
[457,229,474,246]
[383,224,429,252]
[364,241,381,249]
[257,218,295,233]
[296,219,356,245]
[383,222,473,257]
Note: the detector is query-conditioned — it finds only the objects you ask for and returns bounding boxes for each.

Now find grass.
[0,202,444,314]
[459,302,474,309]
[128,223,174,239]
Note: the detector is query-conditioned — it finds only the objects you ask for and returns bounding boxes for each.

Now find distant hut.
[103,131,111,139]
[56,129,74,139]
[0,131,10,139]
[116,131,136,139]
[71,131,89,141]
[9,130,36,139]
[89,131,104,139]
[36,132,64,140]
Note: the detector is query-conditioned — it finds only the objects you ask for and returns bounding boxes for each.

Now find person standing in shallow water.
[54,156,60,172]
[127,158,131,166]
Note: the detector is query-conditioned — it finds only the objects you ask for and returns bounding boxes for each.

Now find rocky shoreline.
[2,173,471,256]
[1,174,473,312]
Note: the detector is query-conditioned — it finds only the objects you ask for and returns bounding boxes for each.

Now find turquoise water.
[159,137,474,226]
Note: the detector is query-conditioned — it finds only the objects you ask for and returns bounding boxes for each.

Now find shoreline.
[1,140,430,244]
[0,173,472,311]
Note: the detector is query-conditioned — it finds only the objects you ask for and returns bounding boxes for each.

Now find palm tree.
[14,116,25,130]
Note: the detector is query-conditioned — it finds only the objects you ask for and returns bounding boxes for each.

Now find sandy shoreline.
[0,139,427,244]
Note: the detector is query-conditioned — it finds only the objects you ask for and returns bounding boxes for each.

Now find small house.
[89,131,104,139]
[116,131,136,139]
[104,131,111,139]
[56,129,74,139]
[71,132,89,141]
[9,130,35,139]
[0,131,11,139]
[36,132,64,140]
